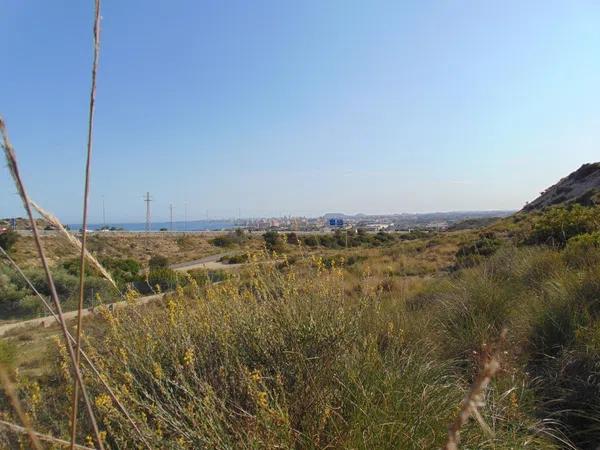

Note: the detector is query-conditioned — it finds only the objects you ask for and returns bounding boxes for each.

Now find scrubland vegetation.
[1,204,600,448]
[0,232,256,321]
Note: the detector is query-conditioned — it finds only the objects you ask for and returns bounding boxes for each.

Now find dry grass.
[0,364,43,449]
[32,201,117,288]
[444,329,506,450]
[71,1,103,445]
[1,116,105,448]
[10,232,258,269]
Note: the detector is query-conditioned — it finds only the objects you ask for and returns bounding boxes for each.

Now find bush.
[0,264,113,319]
[302,235,319,247]
[102,257,141,285]
[149,254,169,270]
[564,232,600,268]
[455,233,502,268]
[61,257,96,277]
[147,267,178,291]
[210,230,247,248]
[526,205,600,247]
[373,230,396,245]
[399,230,429,240]
[263,231,285,253]
[286,232,300,245]
[0,230,18,252]
[219,254,249,264]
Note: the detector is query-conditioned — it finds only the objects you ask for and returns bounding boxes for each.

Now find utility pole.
[170,203,174,231]
[184,202,188,233]
[144,192,153,232]
[102,196,106,228]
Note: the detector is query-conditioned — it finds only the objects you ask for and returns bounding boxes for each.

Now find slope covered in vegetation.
[524,162,600,212]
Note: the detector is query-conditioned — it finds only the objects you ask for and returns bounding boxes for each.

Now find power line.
[184,202,188,233]
[143,192,153,232]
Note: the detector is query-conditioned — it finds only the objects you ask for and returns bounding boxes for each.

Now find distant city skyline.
[2,1,599,223]
[62,208,515,226]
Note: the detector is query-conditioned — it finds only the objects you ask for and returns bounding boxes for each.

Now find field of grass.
[8,232,257,270]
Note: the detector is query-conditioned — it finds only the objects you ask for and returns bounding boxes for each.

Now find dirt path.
[169,253,242,271]
[0,293,164,337]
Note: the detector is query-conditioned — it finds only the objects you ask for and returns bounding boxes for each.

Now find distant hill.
[523,162,600,212]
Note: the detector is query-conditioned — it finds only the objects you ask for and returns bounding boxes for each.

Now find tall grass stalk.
[71,1,102,447]
[0,420,94,450]
[31,200,117,289]
[0,364,43,450]
[444,329,506,449]
[0,116,105,450]
[0,245,150,448]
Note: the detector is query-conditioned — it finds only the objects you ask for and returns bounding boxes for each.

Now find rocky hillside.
[523,162,600,211]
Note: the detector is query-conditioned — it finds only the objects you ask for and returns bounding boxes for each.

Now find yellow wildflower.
[250,369,262,383]
[183,348,195,367]
[256,391,268,409]
[95,393,113,412]
[153,363,164,379]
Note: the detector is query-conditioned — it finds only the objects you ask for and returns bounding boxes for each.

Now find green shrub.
[455,233,502,268]
[373,230,396,245]
[219,254,249,264]
[399,230,429,240]
[302,235,319,247]
[0,230,19,252]
[149,254,169,270]
[263,231,285,253]
[61,257,96,277]
[101,257,141,285]
[564,232,600,268]
[210,230,247,248]
[147,268,178,291]
[526,205,600,247]
[346,254,367,266]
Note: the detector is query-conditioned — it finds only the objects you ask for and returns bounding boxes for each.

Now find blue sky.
[1,1,599,222]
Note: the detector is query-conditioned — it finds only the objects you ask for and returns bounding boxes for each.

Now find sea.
[67,220,235,232]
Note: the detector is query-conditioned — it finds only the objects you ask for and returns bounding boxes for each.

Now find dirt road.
[0,293,164,337]
[170,253,242,271]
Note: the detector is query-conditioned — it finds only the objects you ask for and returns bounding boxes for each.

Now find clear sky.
[1,1,599,222]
